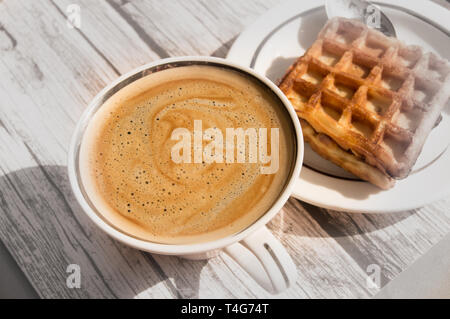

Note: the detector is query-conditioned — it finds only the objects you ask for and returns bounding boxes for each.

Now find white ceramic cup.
[68,56,304,294]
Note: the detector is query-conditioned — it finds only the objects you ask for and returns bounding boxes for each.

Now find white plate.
[227,0,450,213]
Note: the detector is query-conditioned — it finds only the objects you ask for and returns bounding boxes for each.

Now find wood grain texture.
[0,0,449,299]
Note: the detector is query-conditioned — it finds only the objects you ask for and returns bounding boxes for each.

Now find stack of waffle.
[280,17,450,189]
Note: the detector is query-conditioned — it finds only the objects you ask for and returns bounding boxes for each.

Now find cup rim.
[68,56,304,255]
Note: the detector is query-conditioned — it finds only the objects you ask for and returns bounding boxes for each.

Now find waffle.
[280,17,450,189]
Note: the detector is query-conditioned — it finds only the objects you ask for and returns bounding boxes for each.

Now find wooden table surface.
[0,0,449,299]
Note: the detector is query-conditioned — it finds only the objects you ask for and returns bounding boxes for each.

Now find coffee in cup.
[79,64,296,244]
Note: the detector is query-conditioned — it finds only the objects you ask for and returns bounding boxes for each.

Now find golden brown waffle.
[280,17,450,189]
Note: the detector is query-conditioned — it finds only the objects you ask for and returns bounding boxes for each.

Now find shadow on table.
[210,36,237,58]
[278,198,414,239]
[0,165,206,299]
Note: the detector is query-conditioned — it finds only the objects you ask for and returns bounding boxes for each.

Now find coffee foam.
[80,65,295,244]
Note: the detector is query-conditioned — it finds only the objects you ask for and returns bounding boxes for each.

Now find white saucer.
[227,0,450,213]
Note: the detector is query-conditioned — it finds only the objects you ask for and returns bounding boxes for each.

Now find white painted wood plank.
[0,0,175,298]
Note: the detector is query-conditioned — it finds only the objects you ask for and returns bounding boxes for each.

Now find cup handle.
[222,226,297,294]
